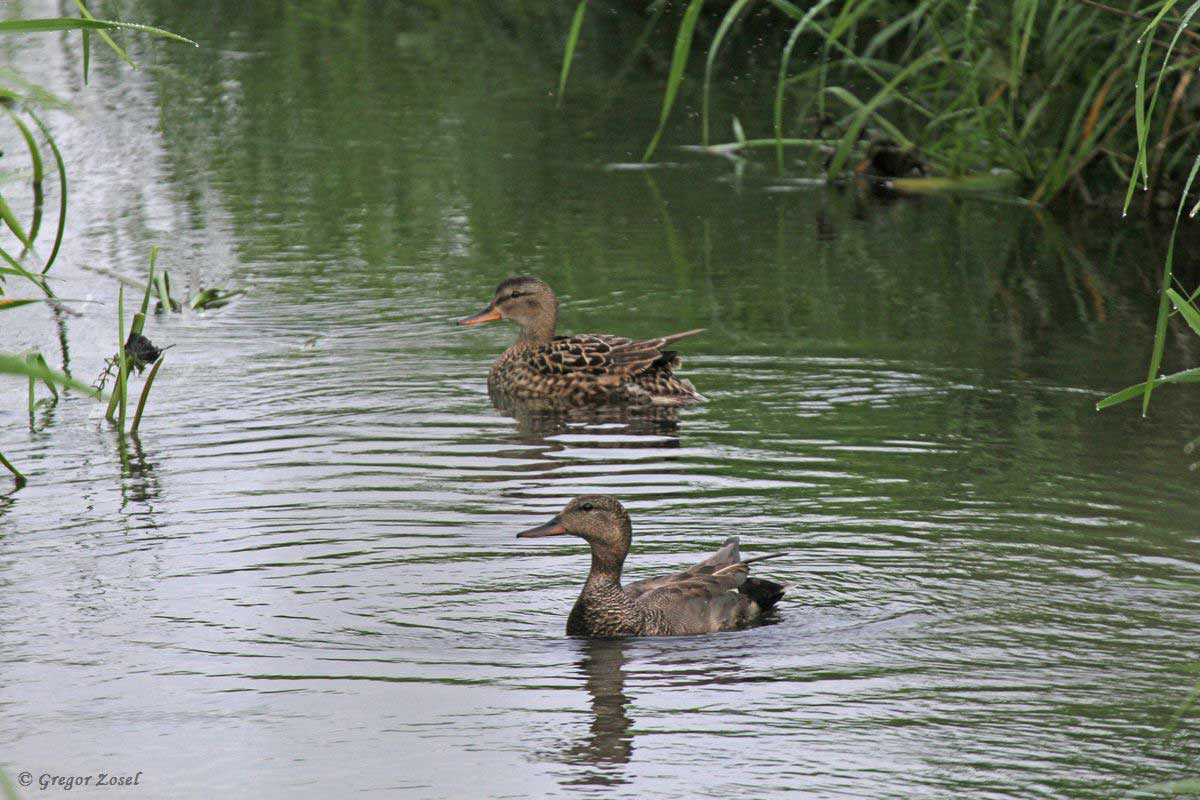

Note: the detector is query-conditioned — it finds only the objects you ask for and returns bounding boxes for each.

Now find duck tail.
[740,552,787,566]
[657,328,705,347]
[740,577,788,612]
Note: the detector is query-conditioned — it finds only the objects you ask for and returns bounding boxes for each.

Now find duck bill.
[516,515,568,538]
[458,304,502,326]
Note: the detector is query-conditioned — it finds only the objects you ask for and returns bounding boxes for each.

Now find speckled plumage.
[517,496,788,638]
[459,277,705,407]
[489,330,704,406]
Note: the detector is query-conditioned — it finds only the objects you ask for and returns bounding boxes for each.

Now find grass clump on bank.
[0,5,193,486]
[560,0,1200,207]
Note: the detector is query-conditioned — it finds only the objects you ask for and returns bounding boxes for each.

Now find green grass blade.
[137,246,158,321]
[28,111,67,275]
[824,87,910,147]
[130,355,163,433]
[1122,2,1199,216]
[27,353,35,414]
[0,450,26,487]
[770,1,934,120]
[0,353,103,396]
[1141,152,1200,415]
[7,111,45,248]
[702,0,753,147]
[642,0,705,162]
[1122,45,1151,215]
[74,0,138,69]
[1033,45,1130,201]
[104,374,121,419]
[771,0,837,173]
[732,115,746,145]
[0,191,30,247]
[826,50,939,179]
[26,352,58,411]
[862,0,939,60]
[155,270,173,312]
[82,26,90,83]
[117,285,127,431]
[1167,288,1200,337]
[1096,366,1200,410]
[0,266,49,285]
[888,173,1020,194]
[1121,2,1187,214]
[35,353,58,400]
[0,18,196,46]
[1143,3,1200,172]
[556,1,587,108]
[1148,3,1200,129]
[0,243,50,290]
[1008,0,1038,116]
[0,299,45,311]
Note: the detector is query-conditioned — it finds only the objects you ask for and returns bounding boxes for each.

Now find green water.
[0,4,1197,798]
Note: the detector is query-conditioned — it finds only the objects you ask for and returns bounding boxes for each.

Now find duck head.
[517,494,633,573]
[458,275,558,344]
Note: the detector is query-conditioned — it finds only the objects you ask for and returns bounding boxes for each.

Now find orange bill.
[458,305,502,326]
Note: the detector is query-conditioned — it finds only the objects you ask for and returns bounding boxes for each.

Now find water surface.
[1,6,1198,798]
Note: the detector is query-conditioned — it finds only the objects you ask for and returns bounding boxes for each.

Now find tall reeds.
[102,249,166,435]
[559,0,1200,205]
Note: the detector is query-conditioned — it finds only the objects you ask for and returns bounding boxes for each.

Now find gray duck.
[517,495,788,637]
[458,276,705,407]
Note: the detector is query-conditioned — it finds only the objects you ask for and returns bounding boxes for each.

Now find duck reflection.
[561,638,635,787]
[466,388,691,496]
[494,391,683,449]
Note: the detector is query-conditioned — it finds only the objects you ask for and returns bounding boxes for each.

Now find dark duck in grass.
[517,495,789,638]
[458,276,705,407]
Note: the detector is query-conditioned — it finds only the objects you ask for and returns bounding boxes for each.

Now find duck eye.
[580,502,594,512]
[509,290,524,299]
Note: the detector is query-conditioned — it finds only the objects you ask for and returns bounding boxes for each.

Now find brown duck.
[517,495,789,637]
[458,276,704,406]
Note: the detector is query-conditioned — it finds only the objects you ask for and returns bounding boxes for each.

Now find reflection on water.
[500,400,682,448]
[562,639,635,787]
[0,4,1198,799]
[117,434,162,508]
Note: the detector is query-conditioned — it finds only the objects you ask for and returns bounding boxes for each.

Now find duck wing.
[528,329,704,383]
[626,539,790,634]
[602,328,706,375]
[633,562,757,635]
[625,537,742,600]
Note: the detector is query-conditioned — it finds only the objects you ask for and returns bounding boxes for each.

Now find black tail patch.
[739,577,788,612]
[651,350,681,371]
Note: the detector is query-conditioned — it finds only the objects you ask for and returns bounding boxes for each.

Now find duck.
[517,495,788,637]
[458,276,705,407]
